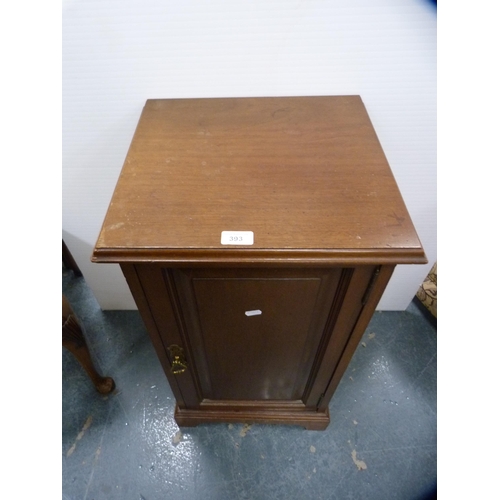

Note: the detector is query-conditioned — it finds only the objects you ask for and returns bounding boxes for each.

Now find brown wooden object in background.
[92,96,426,429]
[62,296,115,394]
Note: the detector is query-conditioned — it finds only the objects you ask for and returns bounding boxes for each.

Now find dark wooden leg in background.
[62,296,115,394]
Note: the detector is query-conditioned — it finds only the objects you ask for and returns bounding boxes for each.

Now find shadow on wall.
[62,230,96,279]
[62,229,135,310]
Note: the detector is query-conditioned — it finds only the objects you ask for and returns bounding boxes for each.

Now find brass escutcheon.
[168,344,188,375]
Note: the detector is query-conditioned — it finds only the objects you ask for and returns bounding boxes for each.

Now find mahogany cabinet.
[92,96,426,430]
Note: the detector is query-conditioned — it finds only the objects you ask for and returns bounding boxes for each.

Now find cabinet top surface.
[93,96,425,264]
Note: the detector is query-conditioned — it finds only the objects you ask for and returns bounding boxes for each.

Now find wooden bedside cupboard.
[92,96,426,430]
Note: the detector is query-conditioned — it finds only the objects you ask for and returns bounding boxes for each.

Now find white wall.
[62,0,436,311]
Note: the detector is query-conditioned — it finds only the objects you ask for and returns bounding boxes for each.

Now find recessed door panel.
[172,268,344,403]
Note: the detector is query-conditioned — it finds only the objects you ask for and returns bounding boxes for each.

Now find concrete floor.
[62,266,437,500]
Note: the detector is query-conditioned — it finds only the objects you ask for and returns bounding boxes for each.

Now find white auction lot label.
[220,231,254,245]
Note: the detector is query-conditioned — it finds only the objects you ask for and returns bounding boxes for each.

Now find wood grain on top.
[93,96,425,264]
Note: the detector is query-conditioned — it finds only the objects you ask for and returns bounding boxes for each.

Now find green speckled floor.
[62,266,436,500]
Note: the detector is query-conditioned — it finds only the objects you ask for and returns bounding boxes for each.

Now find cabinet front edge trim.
[92,247,427,265]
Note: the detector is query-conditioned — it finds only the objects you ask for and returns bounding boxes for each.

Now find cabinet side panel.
[131,264,202,409]
[319,265,395,410]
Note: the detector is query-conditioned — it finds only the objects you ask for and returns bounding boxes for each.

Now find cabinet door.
[128,265,379,416]
[172,268,343,403]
